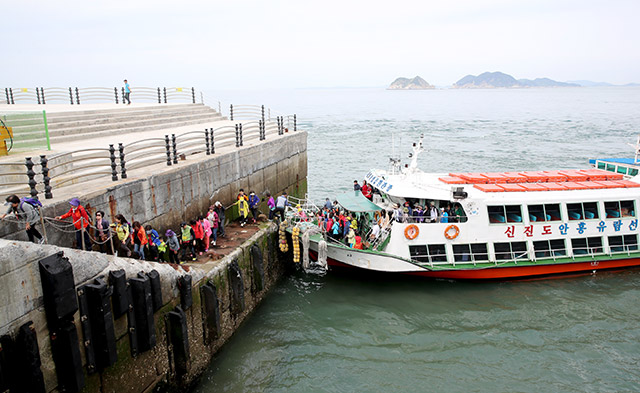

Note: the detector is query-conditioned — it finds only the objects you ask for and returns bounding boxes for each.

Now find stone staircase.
[46,103,225,144]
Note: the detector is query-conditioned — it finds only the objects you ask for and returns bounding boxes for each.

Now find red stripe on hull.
[324,256,640,280]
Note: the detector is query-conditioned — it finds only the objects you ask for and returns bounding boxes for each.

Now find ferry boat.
[288,137,640,280]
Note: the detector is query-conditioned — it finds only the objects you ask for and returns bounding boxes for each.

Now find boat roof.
[589,158,640,166]
[366,168,640,203]
[336,191,382,212]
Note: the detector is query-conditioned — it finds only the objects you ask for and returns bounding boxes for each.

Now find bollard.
[109,144,118,181]
[163,87,167,104]
[235,124,239,147]
[165,135,172,166]
[114,87,119,104]
[40,155,52,199]
[157,87,161,104]
[230,104,233,121]
[75,87,80,105]
[121,87,125,104]
[4,88,9,104]
[25,157,38,198]
[171,134,178,164]
[41,87,46,104]
[118,143,127,179]
[36,87,41,104]
[68,87,73,104]
[191,87,195,104]
[205,128,210,155]
[261,105,265,126]
[294,114,297,131]
[210,128,215,154]
[239,123,243,147]
[259,120,263,141]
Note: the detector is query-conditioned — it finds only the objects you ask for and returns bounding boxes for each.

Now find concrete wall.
[0,131,308,248]
[0,223,291,392]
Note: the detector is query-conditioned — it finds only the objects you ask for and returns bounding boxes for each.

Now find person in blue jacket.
[145,224,162,261]
[248,191,260,223]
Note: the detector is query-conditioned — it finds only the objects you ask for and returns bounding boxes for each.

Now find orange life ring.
[444,224,460,240]
[404,224,419,240]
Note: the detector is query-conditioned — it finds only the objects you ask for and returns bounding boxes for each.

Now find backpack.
[18,197,42,212]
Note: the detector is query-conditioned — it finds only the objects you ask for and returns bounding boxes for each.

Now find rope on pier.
[302,230,310,270]
[317,239,328,270]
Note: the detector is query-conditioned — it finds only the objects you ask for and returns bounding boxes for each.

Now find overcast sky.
[3,0,639,89]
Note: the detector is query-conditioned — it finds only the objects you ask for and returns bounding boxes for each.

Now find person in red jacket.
[361,181,372,200]
[56,198,92,250]
[132,221,148,260]
[193,218,205,255]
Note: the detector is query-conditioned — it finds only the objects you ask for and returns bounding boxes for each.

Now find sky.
[2,0,639,89]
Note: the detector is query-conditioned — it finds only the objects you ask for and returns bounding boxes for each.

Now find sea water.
[193,87,640,393]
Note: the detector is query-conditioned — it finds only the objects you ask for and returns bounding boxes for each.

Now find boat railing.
[393,215,468,224]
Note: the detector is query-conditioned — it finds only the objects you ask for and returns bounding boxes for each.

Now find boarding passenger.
[214,201,226,237]
[201,215,212,252]
[132,221,148,260]
[56,198,92,251]
[275,192,290,221]
[193,217,205,253]
[165,229,180,264]
[266,193,276,220]
[361,181,372,200]
[429,202,438,223]
[236,196,249,227]
[207,206,219,246]
[111,214,131,257]
[1,194,43,244]
[95,211,111,253]
[347,227,356,248]
[440,208,449,223]
[353,180,361,191]
[180,222,196,262]
[145,225,162,261]
[249,191,260,223]
[324,198,332,210]
[370,221,381,241]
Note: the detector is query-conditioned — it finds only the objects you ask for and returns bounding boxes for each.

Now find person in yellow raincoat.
[236,197,249,227]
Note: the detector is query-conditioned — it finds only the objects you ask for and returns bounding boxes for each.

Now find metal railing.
[3,86,201,105]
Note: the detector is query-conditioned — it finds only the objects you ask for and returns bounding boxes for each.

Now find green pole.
[42,110,51,150]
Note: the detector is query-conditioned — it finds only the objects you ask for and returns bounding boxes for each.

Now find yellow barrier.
[0,126,13,156]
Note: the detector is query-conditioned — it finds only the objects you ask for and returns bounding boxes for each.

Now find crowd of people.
[1,189,290,264]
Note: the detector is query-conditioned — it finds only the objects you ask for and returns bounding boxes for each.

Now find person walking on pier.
[1,194,44,244]
[275,192,290,221]
[56,198,91,251]
[207,205,219,246]
[111,214,131,257]
[94,211,111,253]
[180,222,196,262]
[165,229,180,264]
[248,191,260,223]
[132,221,148,260]
[123,79,131,105]
[214,201,226,238]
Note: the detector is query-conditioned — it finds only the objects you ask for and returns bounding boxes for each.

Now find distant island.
[388,76,435,90]
[453,71,579,88]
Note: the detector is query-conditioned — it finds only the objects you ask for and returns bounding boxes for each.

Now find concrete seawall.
[0,223,291,392]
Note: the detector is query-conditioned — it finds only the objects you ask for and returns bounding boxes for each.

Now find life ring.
[444,225,460,240]
[404,224,419,240]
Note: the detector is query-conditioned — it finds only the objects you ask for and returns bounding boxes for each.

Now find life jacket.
[238,199,249,218]
[181,225,193,242]
[157,241,167,253]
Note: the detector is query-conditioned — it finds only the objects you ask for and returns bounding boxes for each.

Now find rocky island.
[388,76,435,90]
[453,71,579,88]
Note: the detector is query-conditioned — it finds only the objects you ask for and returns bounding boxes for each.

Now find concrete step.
[48,116,228,144]
[47,107,219,128]
[45,103,206,120]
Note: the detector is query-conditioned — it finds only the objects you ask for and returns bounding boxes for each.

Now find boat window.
[617,166,628,175]
[527,203,561,222]
[604,200,635,218]
[608,234,639,253]
[629,168,639,176]
[567,202,599,221]
[409,244,447,264]
[597,162,606,169]
[488,205,522,224]
[452,243,489,263]
[571,237,603,256]
[606,164,616,172]
[494,241,527,260]
[533,239,566,259]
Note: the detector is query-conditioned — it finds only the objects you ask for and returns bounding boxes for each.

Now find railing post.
[75,87,80,104]
[41,87,46,104]
[171,134,178,164]
[294,114,297,131]
[163,87,167,104]
[261,105,265,126]
[239,123,243,147]
[114,87,119,104]
[118,143,127,179]
[9,88,14,104]
[5,88,9,104]
[109,144,118,180]
[165,135,172,166]
[157,87,161,104]
[40,155,52,199]
[218,101,221,114]
[121,87,125,104]
[210,128,215,154]
[235,124,239,147]
[258,120,263,141]
[278,116,283,135]
[191,87,195,104]
[69,87,74,104]
[205,128,211,155]
[230,104,233,121]
[25,157,38,198]
[36,87,41,104]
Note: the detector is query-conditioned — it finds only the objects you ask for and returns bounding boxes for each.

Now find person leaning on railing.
[56,198,92,251]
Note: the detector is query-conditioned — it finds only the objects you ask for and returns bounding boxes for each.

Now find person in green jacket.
[180,222,196,262]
